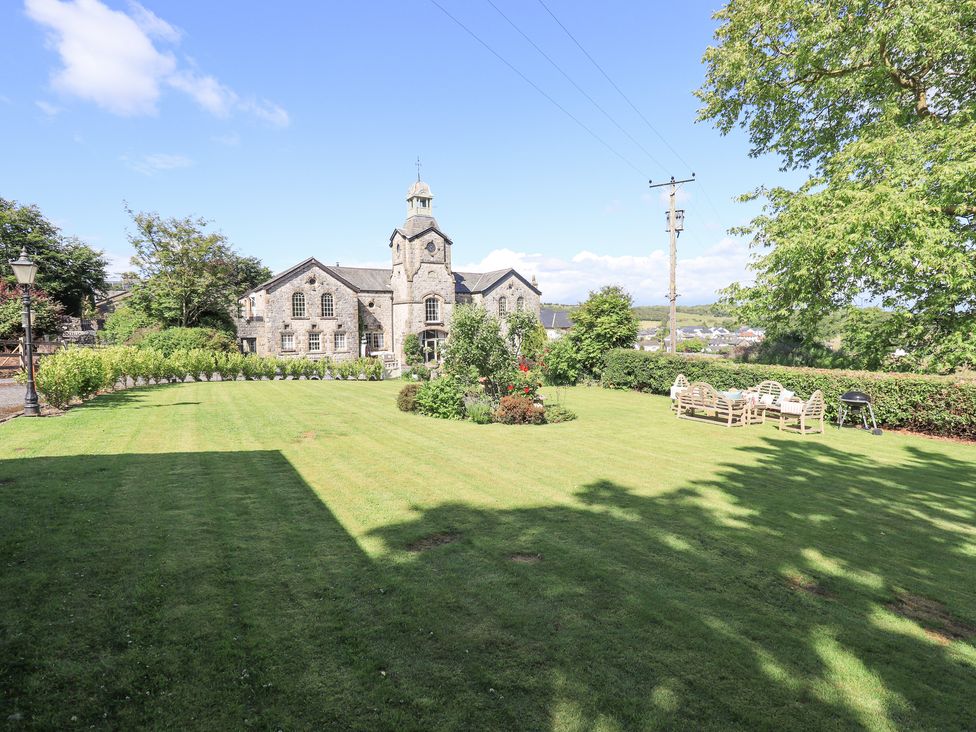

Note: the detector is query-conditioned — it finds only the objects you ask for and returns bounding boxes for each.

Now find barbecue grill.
[837,391,882,435]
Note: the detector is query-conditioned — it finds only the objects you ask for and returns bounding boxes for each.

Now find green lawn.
[1,382,974,730]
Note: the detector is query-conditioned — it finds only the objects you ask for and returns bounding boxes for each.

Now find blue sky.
[0,0,801,304]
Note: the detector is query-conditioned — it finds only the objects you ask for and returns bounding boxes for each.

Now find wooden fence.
[0,339,63,373]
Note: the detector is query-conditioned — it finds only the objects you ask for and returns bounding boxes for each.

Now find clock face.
[426,241,436,253]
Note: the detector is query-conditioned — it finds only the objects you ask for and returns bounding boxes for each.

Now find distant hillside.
[542,303,737,328]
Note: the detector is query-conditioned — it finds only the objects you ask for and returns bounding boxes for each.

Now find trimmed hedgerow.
[601,350,976,440]
[33,346,385,410]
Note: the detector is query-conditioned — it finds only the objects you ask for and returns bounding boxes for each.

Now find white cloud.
[35,99,62,116]
[456,238,753,305]
[122,152,194,175]
[25,0,288,125]
[167,69,236,116]
[26,0,176,116]
[240,97,290,128]
[126,0,180,42]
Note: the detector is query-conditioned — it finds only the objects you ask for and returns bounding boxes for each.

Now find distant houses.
[636,325,765,354]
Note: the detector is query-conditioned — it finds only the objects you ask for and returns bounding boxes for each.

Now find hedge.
[33,346,385,410]
[601,350,976,440]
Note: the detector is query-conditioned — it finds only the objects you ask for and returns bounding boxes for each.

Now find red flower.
[523,387,530,394]
[518,362,530,372]
[508,384,514,391]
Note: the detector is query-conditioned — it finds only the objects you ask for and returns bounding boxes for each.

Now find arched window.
[321,292,334,318]
[516,296,525,311]
[425,297,440,323]
[498,296,507,316]
[292,292,306,318]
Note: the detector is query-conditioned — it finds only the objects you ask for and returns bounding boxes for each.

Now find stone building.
[236,179,541,368]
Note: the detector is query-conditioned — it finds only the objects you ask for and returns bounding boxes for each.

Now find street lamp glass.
[9,249,38,286]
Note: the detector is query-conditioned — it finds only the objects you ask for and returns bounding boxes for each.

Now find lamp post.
[9,248,40,416]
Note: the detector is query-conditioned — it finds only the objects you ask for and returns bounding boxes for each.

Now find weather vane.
[416,156,422,182]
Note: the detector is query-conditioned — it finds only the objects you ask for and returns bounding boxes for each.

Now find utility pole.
[649,174,695,353]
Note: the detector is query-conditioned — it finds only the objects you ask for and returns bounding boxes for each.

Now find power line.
[535,0,693,171]
[535,0,728,222]
[426,0,645,176]
[484,0,669,176]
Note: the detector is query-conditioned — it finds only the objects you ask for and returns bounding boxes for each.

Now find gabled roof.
[454,268,541,296]
[243,261,540,298]
[388,220,453,245]
[539,308,573,329]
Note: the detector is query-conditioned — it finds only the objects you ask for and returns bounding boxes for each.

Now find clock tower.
[389,179,455,363]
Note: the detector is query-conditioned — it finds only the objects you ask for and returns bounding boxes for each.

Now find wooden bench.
[779,390,826,434]
[676,382,752,428]
[747,380,792,422]
[669,373,689,413]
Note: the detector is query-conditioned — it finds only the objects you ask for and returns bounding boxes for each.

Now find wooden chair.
[676,381,751,428]
[748,380,786,422]
[669,373,690,413]
[779,390,825,434]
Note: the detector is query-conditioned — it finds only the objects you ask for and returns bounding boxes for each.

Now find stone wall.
[261,262,360,359]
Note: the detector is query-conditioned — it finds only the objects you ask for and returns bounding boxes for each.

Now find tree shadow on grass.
[1,440,974,729]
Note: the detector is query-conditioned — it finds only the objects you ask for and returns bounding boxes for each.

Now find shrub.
[403,333,424,369]
[138,327,235,356]
[397,383,422,412]
[500,368,543,400]
[215,352,245,381]
[99,304,155,345]
[466,401,494,424]
[601,349,976,440]
[415,377,466,420]
[494,395,545,425]
[402,365,431,381]
[34,347,110,409]
[544,404,578,423]
[542,336,581,386]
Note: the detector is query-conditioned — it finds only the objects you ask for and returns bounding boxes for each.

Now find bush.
[493,395,545,425]
[138,327,235,356]
[544,404,577,423]
[542,336,581,386]
[415,377,466,420]
[466,401,494,424]
[601,349,976,440]
[99,304,155,345]
[34,347,111,409]
[397,383,422,412]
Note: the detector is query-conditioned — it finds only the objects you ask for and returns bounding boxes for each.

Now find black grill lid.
[840,391,871,404]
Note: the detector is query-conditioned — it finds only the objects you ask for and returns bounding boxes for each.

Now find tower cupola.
[406,180,434,218]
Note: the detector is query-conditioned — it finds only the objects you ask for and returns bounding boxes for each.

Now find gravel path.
[0,380,24,409]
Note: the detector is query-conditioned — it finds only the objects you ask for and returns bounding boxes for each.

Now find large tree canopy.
[698,0,976,372]
[126,211,236,329]
[1,198,108,316]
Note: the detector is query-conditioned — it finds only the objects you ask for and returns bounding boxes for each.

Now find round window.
[426,241,436,253]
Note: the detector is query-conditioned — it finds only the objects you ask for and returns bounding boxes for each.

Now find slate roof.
[540,308,573,329]
[328,266,392,291]
[243,259,539,297]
